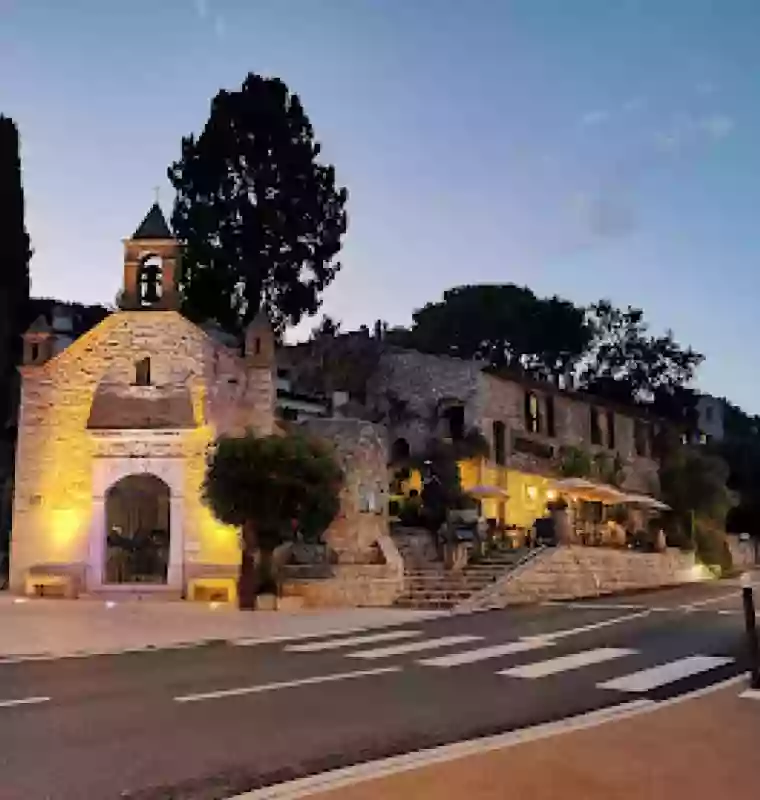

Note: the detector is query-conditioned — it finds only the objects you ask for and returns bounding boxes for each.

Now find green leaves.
[203,430,344,547]
[168,73,348,338]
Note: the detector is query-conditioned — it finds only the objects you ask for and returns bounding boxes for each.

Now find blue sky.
[1,1,759,410]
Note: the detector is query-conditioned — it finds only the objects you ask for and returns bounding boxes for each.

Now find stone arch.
[136,254,164,308]
[104,473,171,584]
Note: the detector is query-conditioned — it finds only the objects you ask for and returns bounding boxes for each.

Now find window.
[391,437,411,462]
[135,357,151,386]
[30,343,39,363]
[635,420,649,457]
[492,420,506,465]
[254,337,261,355]
[525,392,540,434]
[590,407,602,446]
[546,396,556,437]
[705,405,714,423]
[606,410,616,449]
[445,405,465,441]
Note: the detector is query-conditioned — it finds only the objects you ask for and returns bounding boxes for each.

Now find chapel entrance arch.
[104,474,170,584]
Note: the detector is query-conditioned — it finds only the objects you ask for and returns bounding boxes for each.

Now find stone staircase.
[394,549,531,610]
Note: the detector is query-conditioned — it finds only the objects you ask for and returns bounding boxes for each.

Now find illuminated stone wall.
[10,310,275,593]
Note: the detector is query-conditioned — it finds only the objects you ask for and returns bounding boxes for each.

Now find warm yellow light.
[546,489,558,501]
[49,508,81,547]
[526,485,538,500]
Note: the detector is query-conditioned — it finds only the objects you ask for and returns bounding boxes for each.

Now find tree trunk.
[238,520,258,610]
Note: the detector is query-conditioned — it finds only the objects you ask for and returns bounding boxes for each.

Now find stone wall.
[477,372,660,494]
[11,311,275,592]
[289,417,404,606]
[727,534,758,570]
[459,545,710,610]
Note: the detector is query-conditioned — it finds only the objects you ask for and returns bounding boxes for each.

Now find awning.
[550,478,627,504]
[468,485,509,499]
[621,493,671,511]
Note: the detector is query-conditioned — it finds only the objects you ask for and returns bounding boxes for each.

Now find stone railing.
[457,545,712,611]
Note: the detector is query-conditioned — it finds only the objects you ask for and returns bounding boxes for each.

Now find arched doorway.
[104,474,170,584]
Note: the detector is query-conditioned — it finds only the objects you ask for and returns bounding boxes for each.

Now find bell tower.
[120,202,180,311]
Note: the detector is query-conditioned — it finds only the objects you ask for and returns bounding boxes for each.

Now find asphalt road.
[0,581,751,800]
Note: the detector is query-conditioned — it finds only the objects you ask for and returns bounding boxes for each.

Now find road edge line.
[230,674,747,800]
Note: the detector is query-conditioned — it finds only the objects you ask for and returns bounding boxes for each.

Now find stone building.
[283,334,664,531]
[371,348,662,528]
[10,205,396,604]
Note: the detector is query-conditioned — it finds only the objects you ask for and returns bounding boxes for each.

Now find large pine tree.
[0,115,31,562]
[168,73,348,338]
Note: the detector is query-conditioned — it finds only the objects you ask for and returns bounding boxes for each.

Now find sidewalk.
[0,594,439,658]
[297,681,760,800]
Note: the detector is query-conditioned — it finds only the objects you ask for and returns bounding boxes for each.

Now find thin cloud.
[214,15,226,39]
[695,81,717,96]
[194,0,208,19]
[699,114,735,140]
[580,110,609,127]
[622,97,646,113]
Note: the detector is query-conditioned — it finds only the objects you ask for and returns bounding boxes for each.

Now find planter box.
[255,594,304,611]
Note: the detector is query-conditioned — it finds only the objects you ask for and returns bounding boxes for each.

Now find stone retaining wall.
[458,545,711,610]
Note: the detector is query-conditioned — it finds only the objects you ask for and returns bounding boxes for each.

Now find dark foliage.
[169,73,348,338]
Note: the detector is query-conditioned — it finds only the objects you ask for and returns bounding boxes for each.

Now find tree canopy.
[387,284,702,417]
[203,430,343,607]
[169,73,348,338]
[391,284,591,380]
[0,115,31,557]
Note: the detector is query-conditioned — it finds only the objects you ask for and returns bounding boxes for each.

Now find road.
[0,581,751,800]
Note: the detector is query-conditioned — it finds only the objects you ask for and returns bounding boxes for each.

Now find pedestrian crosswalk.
[598,655,735,693]
[276,627,738,697]
[498,647,636,679]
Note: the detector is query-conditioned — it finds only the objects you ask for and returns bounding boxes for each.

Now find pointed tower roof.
[25,314,52,334]
[132,202,173,240]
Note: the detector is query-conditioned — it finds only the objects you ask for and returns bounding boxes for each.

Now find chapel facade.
[10,204,279,599]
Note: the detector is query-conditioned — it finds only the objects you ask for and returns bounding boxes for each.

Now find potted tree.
[203,430,343,610]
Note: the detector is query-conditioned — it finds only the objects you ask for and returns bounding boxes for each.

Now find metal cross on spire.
[153,186,161,205]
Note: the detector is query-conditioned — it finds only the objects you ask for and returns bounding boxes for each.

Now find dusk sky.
[1,1,759,410]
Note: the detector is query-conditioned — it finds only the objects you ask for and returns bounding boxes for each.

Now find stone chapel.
[10,204,279,599]
[10,204,398,605]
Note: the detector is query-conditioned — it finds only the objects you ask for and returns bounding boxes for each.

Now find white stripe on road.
[232,627,371,647]
[545,602,647,611]
[0,696,50,709]
[740,688,760,700]
[524,610,652,644]
[598,655,735,693]
[418,638,553,668]
[174,666,401,703]
[347,635,482,660]
[500,648,636,679]
[680,592,739,612]
[286,630,422,653]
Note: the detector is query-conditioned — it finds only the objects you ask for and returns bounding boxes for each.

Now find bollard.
[740,573,760,689]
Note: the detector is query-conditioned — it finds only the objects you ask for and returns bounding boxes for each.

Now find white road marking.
[0,696,50,709]
[546,602,647,611]
[347,635,482,660]
[680,592,739,612]
[232,627,370,647]
[418,638,553,667]
[524,609,652,645]
[286,630,422,653]
[740,688,760,700]
[599,655,735,693]
[500,648,636,679]
[174,666,401,703]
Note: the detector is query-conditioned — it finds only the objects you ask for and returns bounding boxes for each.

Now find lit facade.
[10,205,276,596]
